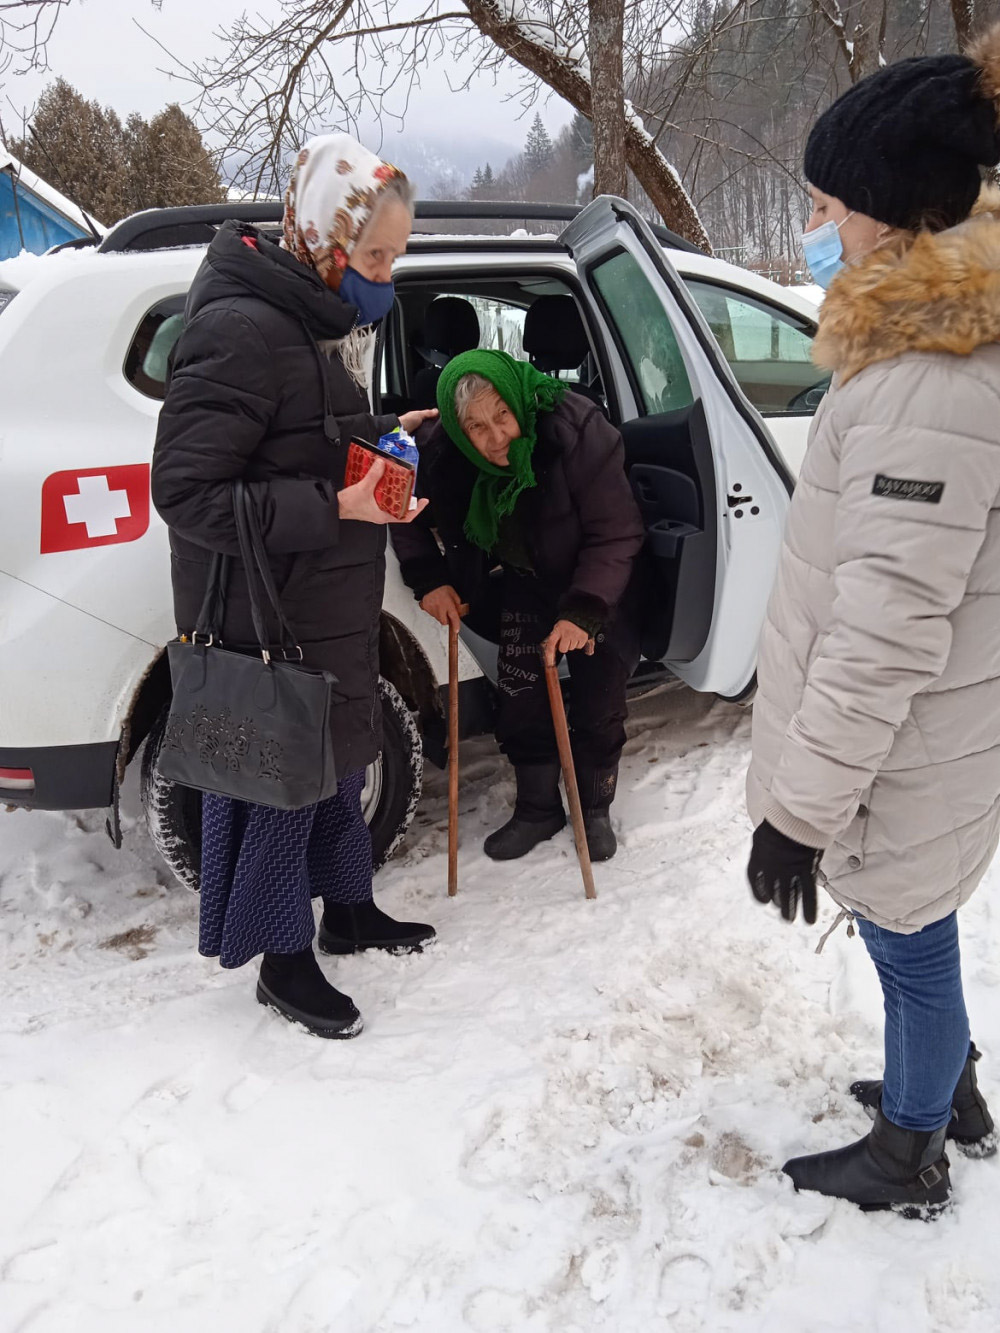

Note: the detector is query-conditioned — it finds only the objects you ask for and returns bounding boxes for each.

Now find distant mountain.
[377,132,521,192]
[219,130,520,200]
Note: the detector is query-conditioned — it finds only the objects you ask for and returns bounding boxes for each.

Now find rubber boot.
[851,1042,996,1159]
[783,1107,951,1217]
[578,764,619,863]
[318,900,436,955]
[256,947,363,1039]
[484,763,566,861]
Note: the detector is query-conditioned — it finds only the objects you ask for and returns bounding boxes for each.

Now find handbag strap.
[193,551,230,642]
[232,481,302,662]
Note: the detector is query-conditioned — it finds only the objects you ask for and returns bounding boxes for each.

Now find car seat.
[522,295,605,406]
[411,297,481,406]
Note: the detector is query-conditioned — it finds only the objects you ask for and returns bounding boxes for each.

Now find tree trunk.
[462,0,711,250]
[849,0,887,81]
[588,0,627,197]
[951,0,975,49]
[812,0,886,83]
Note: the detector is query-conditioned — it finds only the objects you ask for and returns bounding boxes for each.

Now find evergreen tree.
[479,162,496,198]
[523,112,553,176]
[569,111,594,168]
[12,80,224,227]
[126,104,225,212]
[11,78,128,225]
[470,162,497,201]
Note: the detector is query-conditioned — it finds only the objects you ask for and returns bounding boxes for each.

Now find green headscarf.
[436,349,568,551]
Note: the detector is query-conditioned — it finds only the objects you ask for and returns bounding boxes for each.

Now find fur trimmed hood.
[812,188,1000,383]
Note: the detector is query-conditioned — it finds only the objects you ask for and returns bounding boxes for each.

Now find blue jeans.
[856,911,970,1132]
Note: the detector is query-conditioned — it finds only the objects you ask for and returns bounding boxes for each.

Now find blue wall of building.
[1,171,89,259]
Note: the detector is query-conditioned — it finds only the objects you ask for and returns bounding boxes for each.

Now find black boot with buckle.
[783,1107,951,1217]
[484,762,566,861]
[851,1042,997,1158]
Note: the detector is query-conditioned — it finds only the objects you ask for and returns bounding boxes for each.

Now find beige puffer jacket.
[747,197,1000,933]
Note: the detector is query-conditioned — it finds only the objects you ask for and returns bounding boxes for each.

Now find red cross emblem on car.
[40,465,151,554]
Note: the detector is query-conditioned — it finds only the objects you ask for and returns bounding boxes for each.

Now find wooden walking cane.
[447,607,469,896]
[543,651,597,901]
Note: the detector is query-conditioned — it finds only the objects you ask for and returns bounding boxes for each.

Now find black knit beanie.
[805,37,1000,230]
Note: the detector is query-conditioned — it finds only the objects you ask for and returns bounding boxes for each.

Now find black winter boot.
[256,948,362,1039]
[783,1107,951,1217]
[578,765,619,862]
[851,1042,997,1158]
[318,901,436,955]
[484,763,566,861]
[583,813,617,862]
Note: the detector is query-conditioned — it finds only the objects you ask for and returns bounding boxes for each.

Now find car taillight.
[0,767,34,791]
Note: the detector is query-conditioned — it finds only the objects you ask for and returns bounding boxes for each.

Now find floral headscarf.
[281,132,407,291]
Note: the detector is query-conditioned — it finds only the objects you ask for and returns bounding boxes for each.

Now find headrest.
[422,297,480,357]
[522,295,590,370]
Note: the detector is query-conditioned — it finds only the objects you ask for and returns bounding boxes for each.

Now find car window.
[685,279,828,416]
[589,249,694,416]
[123,297,186,400]
[436,293,529,362]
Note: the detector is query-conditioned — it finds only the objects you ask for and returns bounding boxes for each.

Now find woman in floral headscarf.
[152,133,439,1039]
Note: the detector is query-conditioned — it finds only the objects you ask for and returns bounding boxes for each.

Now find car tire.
[140,678,423,891]
[716,673,757,707]
[365,678,424,873]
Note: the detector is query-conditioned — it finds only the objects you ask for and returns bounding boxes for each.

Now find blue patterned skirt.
[199,768,373,968]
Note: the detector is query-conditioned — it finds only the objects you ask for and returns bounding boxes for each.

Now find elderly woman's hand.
[420,585,469,630]
[338,457,430,525]
[542,621,595,666]
[399,408,439,434]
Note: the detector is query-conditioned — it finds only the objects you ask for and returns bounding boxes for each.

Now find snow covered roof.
[0,148,106,237]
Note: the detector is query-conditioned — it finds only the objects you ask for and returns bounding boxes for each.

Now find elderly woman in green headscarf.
[390,349,645,862]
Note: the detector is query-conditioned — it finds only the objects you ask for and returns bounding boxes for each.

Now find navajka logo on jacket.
[871,474,945,505]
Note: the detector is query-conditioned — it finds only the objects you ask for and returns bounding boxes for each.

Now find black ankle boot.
[256,948,362,1038]
[851,1042,997,1159]
[318,901,436,955]
[484,763,566,861]
[783,1108,951,1217]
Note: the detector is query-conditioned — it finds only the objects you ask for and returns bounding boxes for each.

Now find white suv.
[0,198,824,889]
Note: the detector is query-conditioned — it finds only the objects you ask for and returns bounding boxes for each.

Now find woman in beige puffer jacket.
[746,28,1000,1215]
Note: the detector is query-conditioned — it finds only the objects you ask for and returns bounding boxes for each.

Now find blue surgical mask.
[801,212,855,290]
[338,265,395,327]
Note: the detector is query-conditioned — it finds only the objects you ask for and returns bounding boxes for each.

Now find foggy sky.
[2,0,575,175]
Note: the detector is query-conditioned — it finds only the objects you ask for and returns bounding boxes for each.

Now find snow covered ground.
[3,683,999,1332]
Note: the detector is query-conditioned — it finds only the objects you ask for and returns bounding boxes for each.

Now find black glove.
[747,820,822,925]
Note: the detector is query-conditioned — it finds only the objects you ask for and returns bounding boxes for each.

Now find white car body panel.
[0,245,482,761]
[0,572,155,747]
[0,221,821,770]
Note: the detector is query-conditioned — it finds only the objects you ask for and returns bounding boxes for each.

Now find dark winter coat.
[151,221,397,776]
[391,394,645,637]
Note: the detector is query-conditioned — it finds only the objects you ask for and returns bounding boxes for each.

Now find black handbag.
[158,481,339,809]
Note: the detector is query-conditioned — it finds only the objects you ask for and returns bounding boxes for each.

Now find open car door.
[561,197,793,700]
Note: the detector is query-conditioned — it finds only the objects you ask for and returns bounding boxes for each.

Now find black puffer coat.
[391,394,645,638]
[151,221,397,776]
